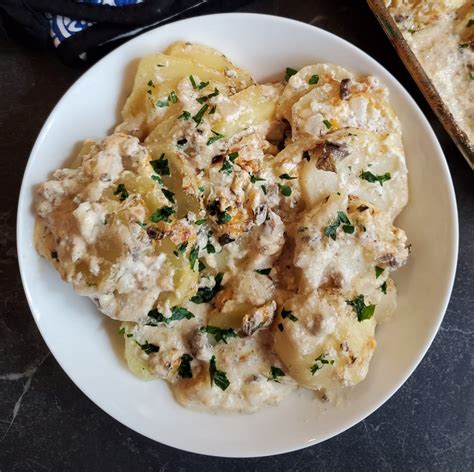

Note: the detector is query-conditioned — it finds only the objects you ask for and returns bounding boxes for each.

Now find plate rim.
[16,12,459,458]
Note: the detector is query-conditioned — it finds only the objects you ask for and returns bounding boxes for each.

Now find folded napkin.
[0,0,248,64]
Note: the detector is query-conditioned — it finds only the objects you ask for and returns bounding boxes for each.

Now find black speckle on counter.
[0,1,473,470]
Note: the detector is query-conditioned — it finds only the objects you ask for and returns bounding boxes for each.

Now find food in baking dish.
[34,42,409,412]
[386,0,474,144]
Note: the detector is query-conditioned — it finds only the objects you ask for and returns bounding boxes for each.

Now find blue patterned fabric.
[48,0,142,47]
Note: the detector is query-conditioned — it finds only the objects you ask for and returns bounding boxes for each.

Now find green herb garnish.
[190,273,224,304]
[178,354,193,379]
[146,306,194,325]
[324,211,354,240]
[360,170,391,186]
[168,91,178,103]
[285,67,298,81]
[220,159,233,175]
[149,206,175,223]
[200,325,237,344]
[278,183,292,197]
[310,354,334,374]
[179,110,191,120]
[51,250,58,260]
[375,266,384,278]
[135,340,160,355]
[467,19,474,28]
[156,100,169,108]
[192,104,209,125]
[209,355,230,391]
[255,268,271,276]
[207,130,224,145]
[323,119,332,129]
[114,183,129,201]
[380,281,387,294]
[150,153,170,177]
[189,75,208,90]
[173,241,188,257]
[195,219,206,225]
[267,366,285,382]
[308,74,319,85]
[279,173,297,180]
[277,323,284,332]
[189,244,199,270]
[136,221,147,229]
[281,308,298,322]
[162,188,175,203]
[346,294,376,322]
[250,174,265,183]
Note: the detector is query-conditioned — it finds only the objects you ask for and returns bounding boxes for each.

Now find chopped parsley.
[136,221,147,229]
[380,281,387,294]
[467,19,474,28]
[150,153,170,177]
[216,209,232,225]
[250,174,265,183]
[459,43,469,49]
[255,268,271,276]
[278,183,292,197]
[375,266,384,278]
[136,341,159,355]
[346,294,376,322]
[220,158,233,175]
[209,355,230,391]
[149,206,175,223]
[209,105,217,114]
[168,91,178,103]
[281,308,298,322]
[176,138,187,147]
[195,219,206,225]
[192,104,209,125]
[200,325,237,344]
[261,185,267,195]
[179,110,191,120]
[196,87,220,104]
[156,99,169,108]
[147,80,155,88]
[228,152,239,161]
[360,170,391,186]
[207,130,224,145]
[285,67,298,81]
[118,327,126,335]
[190,272,224,304]
[302,150,310,161]
[323,119,332,129]
[114,183,129,201]
[206,241,216,254]
[308,74,320,85]
[267,366,285,383]
[189,244,199,270]
[279,173,297,180]
[146,306,194,325]
[51,250,58,261]
[162,188,175,203]
[198,260,206,272]
[310,354,335,374]
[277,323,284,332]
[173,241,188,257]
[323,211,354,240]
[189,75,209,90]
[178,354,193,379]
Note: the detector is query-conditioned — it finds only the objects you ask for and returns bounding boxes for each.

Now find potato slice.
[117,54,239,139]
[165,41,254,89]
[277,63,353,122]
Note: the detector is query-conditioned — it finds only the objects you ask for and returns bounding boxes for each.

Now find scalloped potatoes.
[34,43,410,413]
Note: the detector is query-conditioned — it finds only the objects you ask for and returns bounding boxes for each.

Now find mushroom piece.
[241,300,277,336]
[339,78,352,100]
[315,141,350,172]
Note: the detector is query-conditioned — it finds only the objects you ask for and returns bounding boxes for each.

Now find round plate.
[17,13,458,457]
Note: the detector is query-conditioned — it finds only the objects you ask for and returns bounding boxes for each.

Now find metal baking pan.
[368,0,474,169]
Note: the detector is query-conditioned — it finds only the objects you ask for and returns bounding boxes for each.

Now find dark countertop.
[0,1,472,470]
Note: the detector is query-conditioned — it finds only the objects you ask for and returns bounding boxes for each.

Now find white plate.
[17,13,458,457]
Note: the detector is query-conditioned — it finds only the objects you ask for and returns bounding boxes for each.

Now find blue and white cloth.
[47,0,142,47]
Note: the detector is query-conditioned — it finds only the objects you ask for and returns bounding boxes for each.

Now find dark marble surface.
[0,1,473,470]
